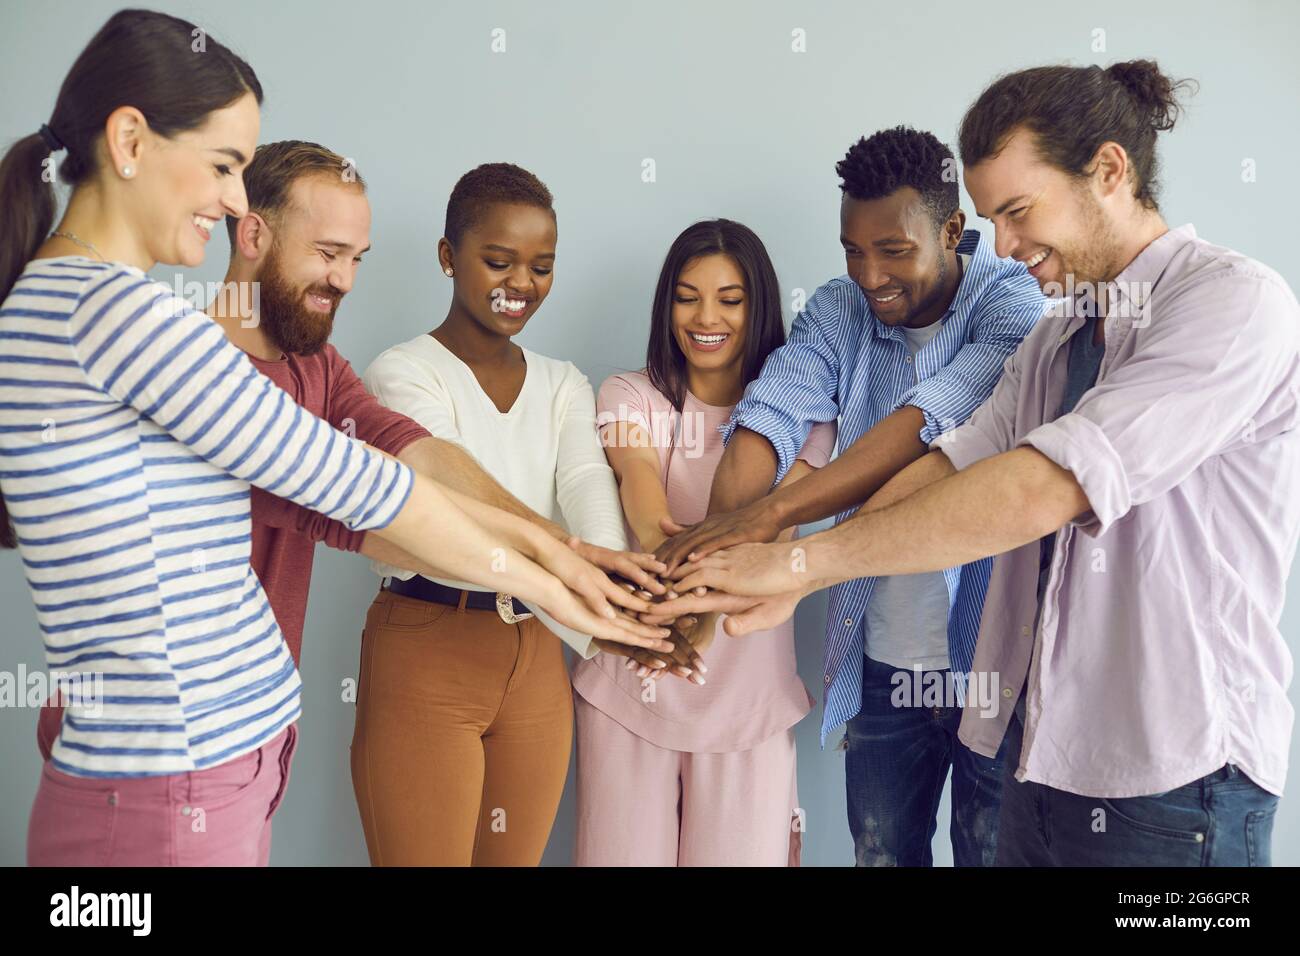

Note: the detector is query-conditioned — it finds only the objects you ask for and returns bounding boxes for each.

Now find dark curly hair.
[835,126,959,232]
[444,162,555,247]
[958,60,1196,211]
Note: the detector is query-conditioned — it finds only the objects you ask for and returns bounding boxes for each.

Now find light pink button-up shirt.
[936,224,1300,798]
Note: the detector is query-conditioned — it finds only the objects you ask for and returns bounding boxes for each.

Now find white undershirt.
[862,256,971,672]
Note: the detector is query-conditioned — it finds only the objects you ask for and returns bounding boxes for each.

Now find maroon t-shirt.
[247,344,429,665]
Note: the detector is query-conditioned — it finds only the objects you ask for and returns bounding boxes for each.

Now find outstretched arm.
[669,447,1088,608]
[655,406,927,568]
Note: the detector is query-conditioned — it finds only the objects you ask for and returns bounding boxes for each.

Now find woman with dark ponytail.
[0,9,669,866]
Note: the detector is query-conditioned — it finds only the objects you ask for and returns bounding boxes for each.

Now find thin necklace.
[50,230,106,263]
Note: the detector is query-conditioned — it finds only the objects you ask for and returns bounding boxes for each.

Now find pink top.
[571,370,836,752]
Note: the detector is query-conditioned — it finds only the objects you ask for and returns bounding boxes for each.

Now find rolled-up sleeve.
[251,485,368,552]
[900,286,1044,445]
[722,288,842,482]
[931,334,1030,472]
[795,419,838,468]
[1019,272,1300,536]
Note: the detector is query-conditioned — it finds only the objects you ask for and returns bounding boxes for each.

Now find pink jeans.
[29,705,298,866]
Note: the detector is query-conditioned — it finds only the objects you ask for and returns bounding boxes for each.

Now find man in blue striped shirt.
[657,127,1047,865]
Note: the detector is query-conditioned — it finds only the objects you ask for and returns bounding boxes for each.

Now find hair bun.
[1105,59,1189,132]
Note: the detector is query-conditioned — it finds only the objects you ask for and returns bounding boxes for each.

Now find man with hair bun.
[655,61,1300,867]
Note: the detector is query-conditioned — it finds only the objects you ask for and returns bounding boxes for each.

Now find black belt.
[385,575,530,617]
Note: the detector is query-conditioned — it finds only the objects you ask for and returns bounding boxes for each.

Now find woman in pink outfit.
[572,220,835,866]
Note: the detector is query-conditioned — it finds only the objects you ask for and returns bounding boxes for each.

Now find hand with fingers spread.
[546,583,675,652]
[520,530,675,651]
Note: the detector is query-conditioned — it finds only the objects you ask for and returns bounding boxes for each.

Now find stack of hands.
[561,504,822,687]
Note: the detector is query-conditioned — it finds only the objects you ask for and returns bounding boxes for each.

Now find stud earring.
[121,165,134,178]
[444,268,453,277]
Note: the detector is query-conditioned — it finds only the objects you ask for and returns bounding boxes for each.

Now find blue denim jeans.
[844,654,1006,866]
[996,702,1279,866]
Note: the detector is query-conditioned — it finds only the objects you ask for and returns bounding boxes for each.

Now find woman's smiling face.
[122,92,260,268]
[670,253,748,374]
[447,201,557,338]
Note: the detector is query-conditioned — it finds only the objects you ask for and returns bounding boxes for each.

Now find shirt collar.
[1111,222,1196,309]
[1043,223,1197,346]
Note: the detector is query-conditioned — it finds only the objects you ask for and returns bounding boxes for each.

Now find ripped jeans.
[844,654,1006,866]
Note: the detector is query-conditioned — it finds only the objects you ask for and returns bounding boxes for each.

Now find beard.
[1060,187,1126,290]
[902,245,951,326]
[254,243,341,357]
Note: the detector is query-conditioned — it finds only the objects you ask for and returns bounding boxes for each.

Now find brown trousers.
[350,587,573,865]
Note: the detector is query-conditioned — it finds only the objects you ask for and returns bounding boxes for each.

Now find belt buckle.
[495,592,533,624]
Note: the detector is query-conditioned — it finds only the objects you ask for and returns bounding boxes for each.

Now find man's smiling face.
[254,176,371,355]
[964,126,1123,293]
[840,187,960,329]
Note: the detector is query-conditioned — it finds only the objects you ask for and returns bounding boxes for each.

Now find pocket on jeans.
[37,762,121,807]
[28,764,119,866]
[1098,791,1209,843]
[1245,804,1276,866]
[265,724,299,821]
[187,745,265,811]
[379,598,454,631]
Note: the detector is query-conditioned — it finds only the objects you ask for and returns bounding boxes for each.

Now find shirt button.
[1021,625,1031,636]
[181,805,193,816]
[824,675,832,685]
[1002,688,1013,699]
[905,356,914,364]
[107,794,118,806]
[1194,833,1205,843]
[844,618,853,628]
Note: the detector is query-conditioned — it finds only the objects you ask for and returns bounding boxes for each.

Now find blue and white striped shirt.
[0,256,414,777]
[721,230,1047,745]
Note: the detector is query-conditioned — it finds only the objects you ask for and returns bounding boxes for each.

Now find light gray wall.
[2,0,1297,866]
